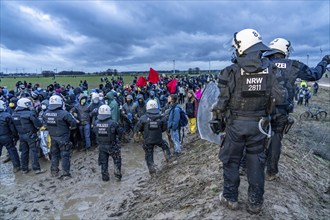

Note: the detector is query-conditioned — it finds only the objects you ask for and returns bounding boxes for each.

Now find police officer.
[12,98,46,174]
[44,95,77,178]
[211,29,283,214]
[0,100,21,173]
[263,38,330,181]
[93,104,123,182]
[135,100,171,175]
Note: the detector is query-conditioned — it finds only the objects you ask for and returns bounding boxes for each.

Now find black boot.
[114,167,122,181]
[102,173,110,182]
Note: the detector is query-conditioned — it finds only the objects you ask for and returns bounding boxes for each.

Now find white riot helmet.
[48,95,63,110]
[264,38,293,57]
[17,98,33,110]
[0,100,6,111]
[98,104,111,120]
[232,28,270,55]
[146,99,158,111]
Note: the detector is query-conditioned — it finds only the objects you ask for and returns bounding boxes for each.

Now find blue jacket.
[167,104,180,131]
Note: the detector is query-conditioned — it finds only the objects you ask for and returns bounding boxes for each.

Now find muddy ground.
[1,87,329,220]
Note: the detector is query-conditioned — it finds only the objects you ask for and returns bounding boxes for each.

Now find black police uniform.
[93,114,123,181]
[0,110,21,171]
[44,106,77,177]
[135,108,171,174]
[12,108,43,173]
[266,54,330,177]
[213,50,283,209]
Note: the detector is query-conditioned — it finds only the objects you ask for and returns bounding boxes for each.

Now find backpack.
[177,106,188,127]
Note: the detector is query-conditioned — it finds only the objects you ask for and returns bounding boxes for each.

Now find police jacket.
[268,54,329,108]
[0,111,17,137]
[135,108,167,145]
[12,109,42,135]
[93,117,122,145]
[214,51,283,117]
[44,108,77,139]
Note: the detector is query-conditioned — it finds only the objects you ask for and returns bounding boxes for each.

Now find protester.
[71,94,92,151]
[167,94,182,157]
[185,90,198,134]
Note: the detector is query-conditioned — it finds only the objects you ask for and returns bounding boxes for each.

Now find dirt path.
[1,87,329,219]
[0,142,168,219]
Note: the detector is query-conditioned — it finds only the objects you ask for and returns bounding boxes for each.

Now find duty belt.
[232,115,262,122]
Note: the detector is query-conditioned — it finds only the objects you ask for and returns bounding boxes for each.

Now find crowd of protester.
[0,73,218,178]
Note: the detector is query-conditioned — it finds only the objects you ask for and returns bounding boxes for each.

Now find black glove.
[210,119,226,134]
[322,55,330,64]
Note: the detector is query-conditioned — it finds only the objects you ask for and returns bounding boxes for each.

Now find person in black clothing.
[212,28,284,214]
[135,99,171,175]
[12,98,46,174]
[0,100,21,173]
[263,38,329,180]
[93,104,123,181]
[44,95,77,178]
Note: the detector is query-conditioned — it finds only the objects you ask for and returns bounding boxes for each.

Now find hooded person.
[88,92,104,123]
[93,104,123,181]
[70,94,92,151]
[121,94,136,142]
[146,90,160,109]
[134,94,146,119]
[7,97,18,115]
[44,95,77,178]
[135,99,171,175]
[106,91,120,122]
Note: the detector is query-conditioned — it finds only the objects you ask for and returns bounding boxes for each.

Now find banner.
[166,79,177,94]
[148,68,160,84]
[136,76,147,87]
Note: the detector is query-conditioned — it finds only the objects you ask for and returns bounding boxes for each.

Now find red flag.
[148,68,160,84]
[166,79,177,94]
[136,76,147,87]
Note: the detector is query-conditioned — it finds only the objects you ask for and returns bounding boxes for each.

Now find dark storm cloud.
[1,2,72,52]
[0,1,329,72]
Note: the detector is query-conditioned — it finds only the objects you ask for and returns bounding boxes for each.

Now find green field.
[0,75,137,91]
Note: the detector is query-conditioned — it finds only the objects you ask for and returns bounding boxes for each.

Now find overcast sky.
[1,0,329,73]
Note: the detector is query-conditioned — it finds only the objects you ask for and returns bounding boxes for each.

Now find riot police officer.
[93,104,123,182]
[263,38,330,181]
[12,98,46,174]
[211,29,283,214]
[0,100,21,173]
[44,95,77,178]
[135,100,171,175]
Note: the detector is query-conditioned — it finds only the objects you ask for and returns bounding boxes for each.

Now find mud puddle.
[0,141,168,219]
